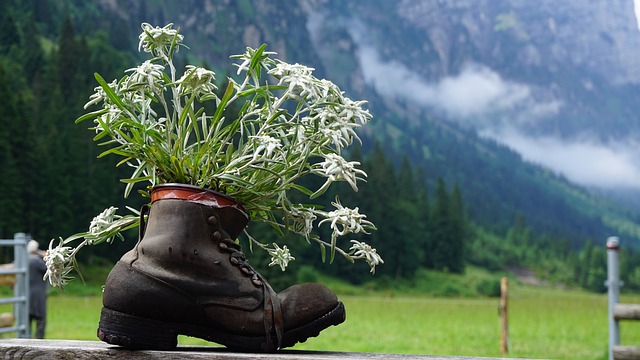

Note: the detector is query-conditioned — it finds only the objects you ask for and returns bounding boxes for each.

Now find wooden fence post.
[500,276,508,355]
[607,236,640,360]
[0,233,30,338]
[607,236,620,360]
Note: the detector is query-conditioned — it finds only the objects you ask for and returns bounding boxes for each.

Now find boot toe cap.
[280,283,340,329]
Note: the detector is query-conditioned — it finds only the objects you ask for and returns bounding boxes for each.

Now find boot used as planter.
[98,183,346,352]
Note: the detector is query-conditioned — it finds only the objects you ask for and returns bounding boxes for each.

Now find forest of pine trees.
[2,5,640,293]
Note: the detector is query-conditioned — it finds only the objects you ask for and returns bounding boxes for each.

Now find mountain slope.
[307,1,640,195]
[11,0,640,248]
[303,0,640,247]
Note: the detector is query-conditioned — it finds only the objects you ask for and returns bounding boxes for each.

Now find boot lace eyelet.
[218,239,263,288]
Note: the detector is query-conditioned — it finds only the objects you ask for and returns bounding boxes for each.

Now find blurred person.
[27,240,47,339]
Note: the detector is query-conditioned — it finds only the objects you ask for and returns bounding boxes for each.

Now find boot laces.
[219,239,263,286]
[218,238,284,350]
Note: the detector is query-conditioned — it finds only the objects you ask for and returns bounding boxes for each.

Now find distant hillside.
[5,0,640,249]
[304,0,640,248]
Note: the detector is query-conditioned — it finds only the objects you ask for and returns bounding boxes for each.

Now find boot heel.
[97,307,178,350]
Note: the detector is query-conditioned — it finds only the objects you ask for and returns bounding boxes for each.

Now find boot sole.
[97,301,346,352]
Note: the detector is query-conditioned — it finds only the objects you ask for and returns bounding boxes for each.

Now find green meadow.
[2,276,639,359]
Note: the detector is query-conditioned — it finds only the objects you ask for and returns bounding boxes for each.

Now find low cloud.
[356,41,559,125]
[431,65,531,118]
[482,128,640,189]
[350,20,640,190]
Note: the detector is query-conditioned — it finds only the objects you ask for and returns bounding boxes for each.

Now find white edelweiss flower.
[315,79,341,102]
[318,120,361,152]
[288,206,317,239]
[312,153,367,193]
[250,135,282,160]
[268,62,314,78]
[310,107,339,127]
[337,97,372,125]
[84,86,107,109]
[319,128,350,152]
[43,239,74,287]
[138,23,184,56]
[125,60,165,91]
[94,105,122,134]
[349,240,383,274]
[88,206,119,239]
[267,244,295,271]
[177,65,217,97]
[234,56,251,76]
[232,47,277,75]
[84,80,121,109]
[319,199,375,237]
[268,62,320,99]
[306,100,369,152]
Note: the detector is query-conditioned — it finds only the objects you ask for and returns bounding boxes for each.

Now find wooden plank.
[0,339,522,360]
[0,312,14,327]
[613,345,640,360]
[0,263,16,287]
[499,277,508,355]
[613,304,640,320]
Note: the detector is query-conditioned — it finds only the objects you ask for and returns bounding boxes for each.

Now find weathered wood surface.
[0,263,16,287]
[613,345,640,360]
[0,339,522,360]
[613,304,640,320]
[0,312,14,327]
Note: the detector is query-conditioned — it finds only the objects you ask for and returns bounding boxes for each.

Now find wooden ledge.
[614,304,640,321]
[0,339,518,360]
[613,345,640,360]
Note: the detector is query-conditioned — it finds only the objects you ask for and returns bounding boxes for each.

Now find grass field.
[2,280,639,359]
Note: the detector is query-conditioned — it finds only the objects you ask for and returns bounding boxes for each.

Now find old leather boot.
[97,184,346,352]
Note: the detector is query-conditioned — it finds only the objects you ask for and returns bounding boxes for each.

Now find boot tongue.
[216,207,249,239]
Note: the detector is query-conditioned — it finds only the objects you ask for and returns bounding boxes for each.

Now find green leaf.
[120,176,152,184]
[97,146,130,159]
[75,108,108,124]
[330,240,336,264]
[94,73,130,112]
[167,28,182,60]
[249,44,268,80]
[217,173,254,187]
[115,156,133,167]
[342,252,355,263]
[290,184,313,196]
[178,93,196,128]
[212,81,235,125]
[236,85,287,98]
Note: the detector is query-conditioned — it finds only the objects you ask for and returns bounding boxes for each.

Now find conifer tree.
[414,167,431,268]
[359,144,397,278]
[430,177,451,271]
[388,157,423,277]
[22,20,45,84]
[58,17,78,103]
[448,183,466,273]
[0,64,24,237]
[0,11,19,53]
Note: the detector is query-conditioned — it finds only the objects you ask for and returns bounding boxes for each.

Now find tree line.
[0,13,139,257]
[2,10,639,293]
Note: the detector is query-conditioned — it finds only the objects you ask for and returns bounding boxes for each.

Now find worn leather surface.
[103,198,339,338]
